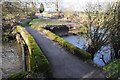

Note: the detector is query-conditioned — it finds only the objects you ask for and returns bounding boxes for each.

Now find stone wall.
[16,26,50,73]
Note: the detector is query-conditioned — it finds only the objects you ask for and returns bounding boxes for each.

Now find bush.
[16,25,49,73]
[103,59,120,78]
[31,25,91,61]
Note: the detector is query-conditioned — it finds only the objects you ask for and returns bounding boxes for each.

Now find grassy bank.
[20,19,32,27]
[7,71,28,79]
[29,18,71,28]
[103,59,120,79]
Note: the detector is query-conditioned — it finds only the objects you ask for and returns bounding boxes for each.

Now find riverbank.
[2,40,23,78]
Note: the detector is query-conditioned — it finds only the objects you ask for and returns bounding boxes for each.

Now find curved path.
[25,27,105,78]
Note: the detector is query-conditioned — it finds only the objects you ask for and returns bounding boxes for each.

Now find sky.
[4,0,118,11]
[34,0,118,12]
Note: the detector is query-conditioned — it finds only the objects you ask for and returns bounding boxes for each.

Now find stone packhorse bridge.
[45,23,80,36]
[15,25,106,78]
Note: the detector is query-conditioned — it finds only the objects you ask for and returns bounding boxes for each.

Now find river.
[62,35,111,66]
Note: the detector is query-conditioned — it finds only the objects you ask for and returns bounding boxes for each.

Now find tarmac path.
[25,27,105,78]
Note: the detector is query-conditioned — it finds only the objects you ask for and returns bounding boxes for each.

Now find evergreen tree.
[39,3,44,13]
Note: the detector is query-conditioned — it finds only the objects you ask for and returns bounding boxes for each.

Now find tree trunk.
[86,45,96,60]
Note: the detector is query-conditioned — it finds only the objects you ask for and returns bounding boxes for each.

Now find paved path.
[25,27,105,78]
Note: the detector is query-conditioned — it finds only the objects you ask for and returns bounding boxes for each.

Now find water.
[62,35,88,50]
[62,35,111,66]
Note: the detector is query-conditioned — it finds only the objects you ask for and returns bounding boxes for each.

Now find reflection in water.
[62,35,88,50]
[62,35,111,66]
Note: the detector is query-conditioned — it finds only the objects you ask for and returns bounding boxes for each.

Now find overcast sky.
[37,0,118,11]
[16,0,117,11]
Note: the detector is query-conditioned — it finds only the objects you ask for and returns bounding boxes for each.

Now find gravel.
[2,41,23,78]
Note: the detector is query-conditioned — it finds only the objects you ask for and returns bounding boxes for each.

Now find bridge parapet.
[31,25,91,61]
[16,25,50,73]
[45,25,69,36]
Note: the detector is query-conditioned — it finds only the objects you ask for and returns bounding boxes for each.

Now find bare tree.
[83,2,118,61]
[2,1,37,41]
[110,1,120,59]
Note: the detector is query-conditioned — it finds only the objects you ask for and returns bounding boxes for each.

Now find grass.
[16,25,50,73]
[7,71,28,79]
[103,59,120,78]
[20,19,32,27]
[29,18,71,28]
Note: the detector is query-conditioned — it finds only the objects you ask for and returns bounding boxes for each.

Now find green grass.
[7,71,28,79]
[103,59,120,78]
[21,19,32,27]
[16,25,49,73]
[29,18,71,28]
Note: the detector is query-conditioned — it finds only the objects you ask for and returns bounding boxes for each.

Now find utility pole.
[56,0,60,17]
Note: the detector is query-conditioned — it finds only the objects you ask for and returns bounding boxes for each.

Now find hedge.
[16,25,49,73]
[31,25,91,61]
